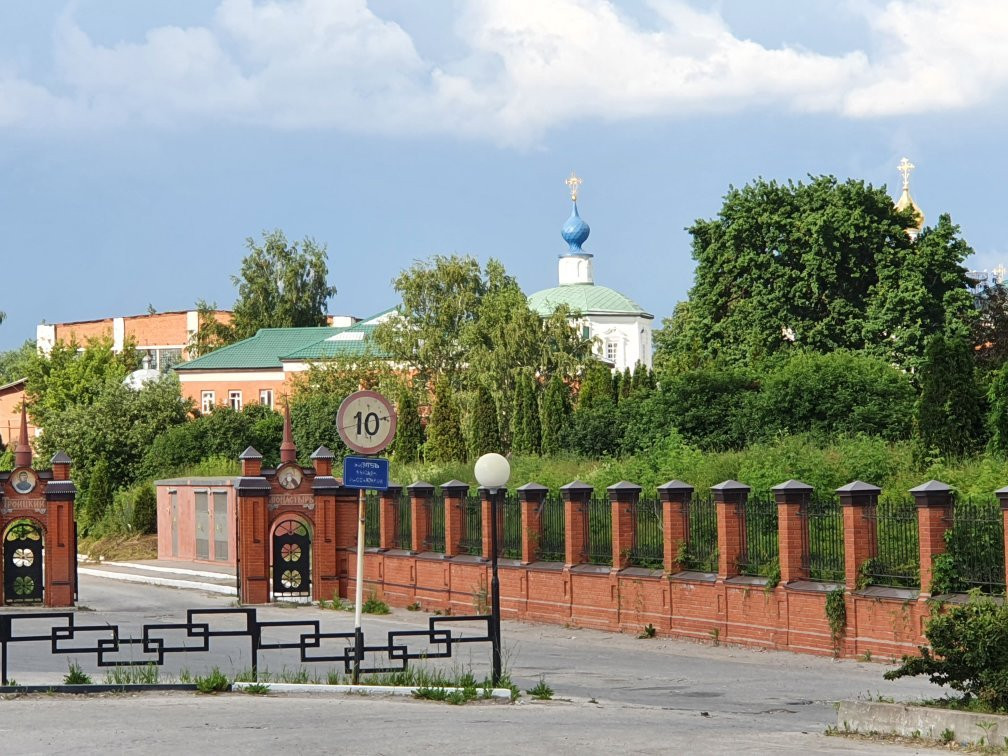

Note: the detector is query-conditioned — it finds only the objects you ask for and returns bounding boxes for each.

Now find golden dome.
[895,157,924,233]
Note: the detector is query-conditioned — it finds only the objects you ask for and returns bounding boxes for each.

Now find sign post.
[337,390,397,684]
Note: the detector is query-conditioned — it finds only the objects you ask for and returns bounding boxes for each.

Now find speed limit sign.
[337,390,397,455]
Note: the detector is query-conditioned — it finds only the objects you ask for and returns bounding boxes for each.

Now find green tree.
[187,299,237,357]
[131,483,158,534]
[916,332,986,458]
[393,388,423,463]
[660,367,759,450]
[231,229,336,340]
[987,361,1008,454]
[576,361,613,411]
[426,379,465,462]
[540,374,572,456]
[510,372,541,455]
[84,458,114,526]
[468,384,501,457]
[0,340,35,384]
[619,367,632,401]
[972,282,1008,374]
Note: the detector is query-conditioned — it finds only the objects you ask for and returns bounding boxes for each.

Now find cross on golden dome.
[897,157,915,190]
[565,171,582,202]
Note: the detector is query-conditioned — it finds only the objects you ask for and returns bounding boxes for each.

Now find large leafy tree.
[0,340,35,384]
[661,176,972,371]
[426,379,465,462]
[972,282,1008,374]
[916,332,986,458]
[231,229,336,340]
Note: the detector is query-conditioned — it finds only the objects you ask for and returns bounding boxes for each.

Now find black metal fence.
[944,496,1005,593]
[364,491,380,548]
[538,495,565,562]
[584,496,612,565]
[500,492,521,560]
[395,491,412,551]
[460,495,482,556]
[679,494,718,572]
[737,493,779,578]
[426,494,445,553]
[803,495,845,583]
[863,497,919,588]
[629,498,663,570]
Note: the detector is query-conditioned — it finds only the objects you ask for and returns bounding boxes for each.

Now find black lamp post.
[474,453,510,687]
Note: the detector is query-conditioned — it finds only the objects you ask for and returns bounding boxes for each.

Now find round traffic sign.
[337,390,397,455]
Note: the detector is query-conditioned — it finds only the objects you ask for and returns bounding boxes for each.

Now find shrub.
[660,367,758,450]
[884,591,1008,711]
[131,483,158,534]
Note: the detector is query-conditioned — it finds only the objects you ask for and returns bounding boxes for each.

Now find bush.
[131,483,158,534]
[884,591,1008,711]
[660,367,758,450]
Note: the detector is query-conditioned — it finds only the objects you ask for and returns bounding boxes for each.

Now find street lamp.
[474,452,510,687]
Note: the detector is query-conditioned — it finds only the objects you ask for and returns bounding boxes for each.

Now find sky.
[2,0,1008,350]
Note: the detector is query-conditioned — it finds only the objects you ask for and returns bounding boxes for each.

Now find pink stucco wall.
[156,478,237,566]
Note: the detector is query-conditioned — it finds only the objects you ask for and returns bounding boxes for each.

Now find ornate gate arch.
[3,519,44,604]
[271,518,311,600]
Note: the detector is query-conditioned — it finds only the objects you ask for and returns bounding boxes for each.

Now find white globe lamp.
[474,453,510,493]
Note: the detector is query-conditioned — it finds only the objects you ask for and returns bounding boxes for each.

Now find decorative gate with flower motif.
[271,518,311,600]
[3,520,44,605]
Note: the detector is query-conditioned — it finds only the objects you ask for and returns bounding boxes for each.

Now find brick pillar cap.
[239,446,263,460]
[771,479,812,492]
[711,479,751,492]
[407,481,435,492]
[657,480,694,492]
[310,445,335,460]
[996,485,1008,496]
[560,480,593,492]
[440,480,470,493]
[50,450,72,465]
[516,482,548,492]
[908,479,951,494]
[607,481,642,493]
[383,481,403,492]
[835,480,881,494]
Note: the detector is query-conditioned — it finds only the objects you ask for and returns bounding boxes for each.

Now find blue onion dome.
[561,202,590,253]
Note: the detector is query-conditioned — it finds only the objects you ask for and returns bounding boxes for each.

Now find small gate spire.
[14,404,32,468]
[280,400,297,464]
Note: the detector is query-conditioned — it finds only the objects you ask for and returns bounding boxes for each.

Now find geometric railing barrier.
[0,608,493,686]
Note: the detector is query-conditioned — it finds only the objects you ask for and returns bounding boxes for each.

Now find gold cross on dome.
[565,171,582,202]
[994,264,1007,284]
[897,157,915,189]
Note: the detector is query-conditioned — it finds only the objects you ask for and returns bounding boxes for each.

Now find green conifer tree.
[510,372,541,454]
[987,362,1008,454]
[426,380,466,462]
[393,388,424,463]
[916,332,986,457]
[540,374,572,455]
[610,370,622,403]
[469,384,501,457]
[577,361,613,410]
[621,366,634,399]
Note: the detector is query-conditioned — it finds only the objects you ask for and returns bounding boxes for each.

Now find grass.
[104,664,159,685]
[638,623,657,639]
[527,676,554,700]
[194,667,230,693]
[362,594,391,614]
[63,660,93,685]
[241,683,271,695]
[78,533,157,562]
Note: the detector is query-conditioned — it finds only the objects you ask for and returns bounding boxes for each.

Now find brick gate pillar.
[996,486,1008,593]
[480,487,508,560]
[378,484,401,551]
[408,482,434,553]
[235,446,271,604]
[608,481,641,571]
[910,480,952,598]
[837,481,881,592]
[773,479,812,584]
[441,480,469,557]
[712,480,750,581]
[561,480,592,568]
[517,482,548,564]
[44,451,77,607]
[658,480,693,574]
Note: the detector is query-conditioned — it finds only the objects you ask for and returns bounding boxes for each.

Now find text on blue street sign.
[343,456,390,490]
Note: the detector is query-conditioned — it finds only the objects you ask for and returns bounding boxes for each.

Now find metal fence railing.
[425,493,445,553]
[737,493,779,578]
[500,492,521,559]
[863,497,919,589]
[396,491,412,550]
[944,496,1005,593]
[802,495,844,583]
[629,498,663,569]
[460,495,482,556]
[538,495,565,562]
[364,491,380,548]
[584,496,612,565]
[679,494,718,572]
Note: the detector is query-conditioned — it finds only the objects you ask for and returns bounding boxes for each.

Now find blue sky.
[2,0,1007,350]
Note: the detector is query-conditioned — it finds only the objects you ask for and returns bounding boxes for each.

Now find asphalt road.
[0,574,947,754]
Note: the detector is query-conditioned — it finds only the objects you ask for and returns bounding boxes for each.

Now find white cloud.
[2,0,1008,143]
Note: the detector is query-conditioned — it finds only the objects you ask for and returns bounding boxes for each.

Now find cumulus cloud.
[2,0,1008,143]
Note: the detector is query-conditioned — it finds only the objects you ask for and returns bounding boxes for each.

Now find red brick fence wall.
[345,478,1008,659]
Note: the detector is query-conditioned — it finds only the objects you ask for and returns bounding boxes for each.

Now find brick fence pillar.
[773,479,812,584]
[658,480,693,574]
[517,482,548,564]
[408,481,434,554]
[561,480,593,568]
[378,483,401,551]
[712,480,749,580]
[608,481,642,571]
[440,480,469,558]
[837,481,881,591]
[479,487,508,559]
[996,486,1008,592]
[910,480,952,598]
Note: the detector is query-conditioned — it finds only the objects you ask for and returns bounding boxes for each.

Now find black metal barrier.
[0,608,493,685]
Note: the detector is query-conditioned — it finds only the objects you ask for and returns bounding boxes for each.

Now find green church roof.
[528,284,653,319]
[175,326,342,371]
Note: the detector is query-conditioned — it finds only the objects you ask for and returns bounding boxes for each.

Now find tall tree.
[187,300,237,357]
[0,340,36,384]
[986,361,1008,455]
[426,379,465,462]
[231,229,336,340]
[540,374,571,456]
[510,371,541,455]
[393,388,424,464]
[577,361,613,411]
[468,384,501,457]
[972,282,1008,374]
[916,332,986,458]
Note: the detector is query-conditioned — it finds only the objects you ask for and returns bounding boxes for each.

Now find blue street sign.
[343,456,389,490]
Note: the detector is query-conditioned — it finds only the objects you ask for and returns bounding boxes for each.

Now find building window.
[259,389,274,409]
[605,341,618,363]
[201,391,215,413]
[581,324,590,339]
[229,390,243,411]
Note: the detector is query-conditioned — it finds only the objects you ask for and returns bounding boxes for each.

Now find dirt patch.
[79,534,158,562]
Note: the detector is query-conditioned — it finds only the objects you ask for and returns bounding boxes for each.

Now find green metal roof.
[175,326,342,371]
[528,284,653,318]
[281,308,394,361]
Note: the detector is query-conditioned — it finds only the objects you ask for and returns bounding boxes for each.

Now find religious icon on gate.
[12,469,36,494]
[277,464,303,490]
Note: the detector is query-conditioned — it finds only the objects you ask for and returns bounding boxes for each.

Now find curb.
[0,684,199,694]
[77,567,237,595]
[98,560,235,581]
[231,681,513,699]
